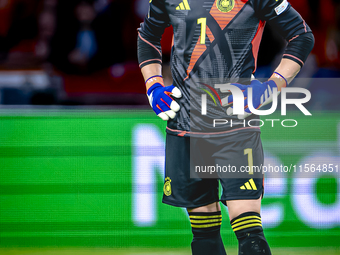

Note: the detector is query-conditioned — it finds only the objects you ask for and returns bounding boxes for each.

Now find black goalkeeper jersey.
[138,0,312,137]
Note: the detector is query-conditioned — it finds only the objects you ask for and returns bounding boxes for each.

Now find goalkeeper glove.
[222,79,281,119]
[146,75,182,121]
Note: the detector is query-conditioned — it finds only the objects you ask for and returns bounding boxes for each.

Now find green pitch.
[0,247,339,255]
[1,109,339,250]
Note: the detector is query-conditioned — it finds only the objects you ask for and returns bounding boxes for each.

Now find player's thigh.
[187,201,221,213]
[162,134,219,208]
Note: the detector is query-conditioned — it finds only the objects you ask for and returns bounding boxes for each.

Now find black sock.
[189,211,227,255]
[230,212,271,255]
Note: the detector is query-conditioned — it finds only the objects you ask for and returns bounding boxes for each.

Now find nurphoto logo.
[200,83,312,128]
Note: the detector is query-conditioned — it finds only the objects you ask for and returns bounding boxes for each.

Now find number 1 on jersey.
[197,18,206,44]
[244,148,254,175]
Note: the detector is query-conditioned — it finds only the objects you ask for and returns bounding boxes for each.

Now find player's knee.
[189,211,222,237]
[226,198,261,220]
[230,211,264,238]
[230,211,271,254]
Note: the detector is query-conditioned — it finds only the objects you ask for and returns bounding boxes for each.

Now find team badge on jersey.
[217,0,234,13]
[163,177,172,196]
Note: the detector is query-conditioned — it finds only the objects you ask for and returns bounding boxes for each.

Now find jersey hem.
[220,191,264,206]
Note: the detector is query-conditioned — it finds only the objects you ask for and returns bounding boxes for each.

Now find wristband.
[273,72,288,87]
[145,75,164,91]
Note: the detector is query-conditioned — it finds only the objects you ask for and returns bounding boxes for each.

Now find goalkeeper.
[138,0,314,254]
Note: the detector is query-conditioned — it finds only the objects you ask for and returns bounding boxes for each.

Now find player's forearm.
[141,63,163,90]
[269,58,301,91]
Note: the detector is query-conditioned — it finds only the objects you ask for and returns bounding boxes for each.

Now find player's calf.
[230,212,271,255]
[189,211,227,255]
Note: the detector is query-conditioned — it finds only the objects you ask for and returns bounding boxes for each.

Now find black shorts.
[162,131,264,208]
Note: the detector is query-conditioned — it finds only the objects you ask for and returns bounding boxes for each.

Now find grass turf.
[0,247,339,255]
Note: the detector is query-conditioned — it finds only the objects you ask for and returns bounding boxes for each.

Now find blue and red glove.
[222,79,280,119]
[146,76,182,121]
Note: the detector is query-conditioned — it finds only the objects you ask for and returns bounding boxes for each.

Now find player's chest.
[164,0,257,31]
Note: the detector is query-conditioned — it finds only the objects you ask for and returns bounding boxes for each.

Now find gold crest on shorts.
[163,177,172,196]
[217,0,235,13]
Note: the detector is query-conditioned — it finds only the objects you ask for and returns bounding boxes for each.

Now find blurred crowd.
[0,0,339,106]
[0,0,141,72]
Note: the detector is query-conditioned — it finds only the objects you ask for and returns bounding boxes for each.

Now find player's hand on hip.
[222,80,278,119]
[146,75,182,121]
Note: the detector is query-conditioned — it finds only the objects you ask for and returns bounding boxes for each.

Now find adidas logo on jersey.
[240,178,257,190]
[176,0,190,10]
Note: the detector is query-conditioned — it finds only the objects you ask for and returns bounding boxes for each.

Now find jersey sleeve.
[137,0,171,69]
[253,0,314,67]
